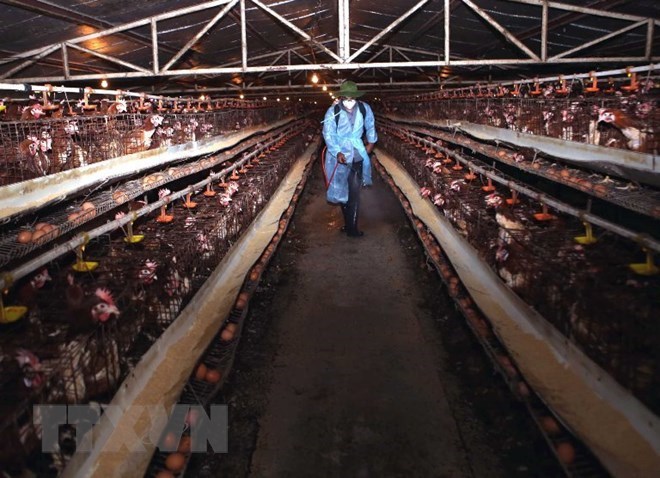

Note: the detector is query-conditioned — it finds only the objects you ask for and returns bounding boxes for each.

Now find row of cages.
[378,96,659,155]
[0,127,313,475]
[0,105,298,187]
[378,129,659,419]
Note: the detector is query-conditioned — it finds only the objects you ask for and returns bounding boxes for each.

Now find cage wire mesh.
[381,95,658,154]
[0,127,311,475]
[0,106,285,187]
[379,129,660,416]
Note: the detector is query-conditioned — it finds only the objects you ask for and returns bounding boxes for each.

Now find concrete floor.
[247,165,475,478]
[190,160,560,478]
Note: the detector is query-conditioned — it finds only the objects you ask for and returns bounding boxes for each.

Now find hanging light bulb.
[101,79,108,88]
[322,85,327,91]
[311,72,319,84]
[239,93,244,99]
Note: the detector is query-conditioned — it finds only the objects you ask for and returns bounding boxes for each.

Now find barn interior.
[0,1,659,477]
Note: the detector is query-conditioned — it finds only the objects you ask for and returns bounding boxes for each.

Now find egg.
[31,229,47,243]
[249,268,260,281]
[235,291,249,310]
[185,409,200,427]
[160,432,177,450]
[593,184,608,195]
[42,224,59,239]
[555,442,575,464]
[155,471,175,478]
[541,416,561,436]
[17,230,33,244]
[194,363,207,381]
[517,381,530,398]
[68,212,80,223]
[34,222,49,231]
[205,369,222,383]
[177,435,192,454]
[80,203,96,219]
[220,322,237,341]
[112,190,129,204]
[165,452,185,472]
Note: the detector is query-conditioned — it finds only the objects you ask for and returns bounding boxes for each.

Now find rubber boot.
[345,161,363,237]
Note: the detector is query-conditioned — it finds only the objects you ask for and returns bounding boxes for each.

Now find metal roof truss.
[0,0,658,89]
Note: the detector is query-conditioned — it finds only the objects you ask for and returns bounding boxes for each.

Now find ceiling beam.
[249,0,342,62]
[549,19,647,60]
[348,0,429,62]
[473,0,634,59]
[162,0,239,71]
[65,42,151,73]
[0,0,235,67]
[504,0,647,22]
[6,60,658,85]
[405,0,461,48]
[461,0,540,60]
[0,0,203,67]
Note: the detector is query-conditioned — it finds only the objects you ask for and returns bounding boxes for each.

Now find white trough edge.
[377,149,660,478]
[61,138,319,478]
[384,114,658,187]
[0,117,295,222]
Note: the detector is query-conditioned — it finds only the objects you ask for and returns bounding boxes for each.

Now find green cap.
[338,81,365,98]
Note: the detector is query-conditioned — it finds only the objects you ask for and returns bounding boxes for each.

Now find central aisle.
[248,158,474,477]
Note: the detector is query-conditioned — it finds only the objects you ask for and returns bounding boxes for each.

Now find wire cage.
[382,95,659,155]
[0,106,283,187]
[0,126,311,475]
[380,129,660,415]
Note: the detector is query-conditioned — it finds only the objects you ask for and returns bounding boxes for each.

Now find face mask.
[342,99,356,110]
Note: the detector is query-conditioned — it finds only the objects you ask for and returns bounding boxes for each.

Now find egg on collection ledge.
[16,222,59,244]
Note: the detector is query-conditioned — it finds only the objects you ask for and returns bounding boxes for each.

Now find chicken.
[598,108,648,152]
[184,118,199,142]
[15,349,45,389]
[106,99,127,116]
[21,102,45,121]
[0,353,44,470]
[17,267,51,306]
[125,114,164,154]
[0,99,23,121]
[65,274,120,335]
[18,134,50,176]
[51,120,86,171]
[82,334,121,399]
[152,258,192,325]
[494,206,530,291]
[137,259,158,285]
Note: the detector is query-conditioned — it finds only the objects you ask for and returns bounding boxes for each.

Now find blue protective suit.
[322,101,378,204]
